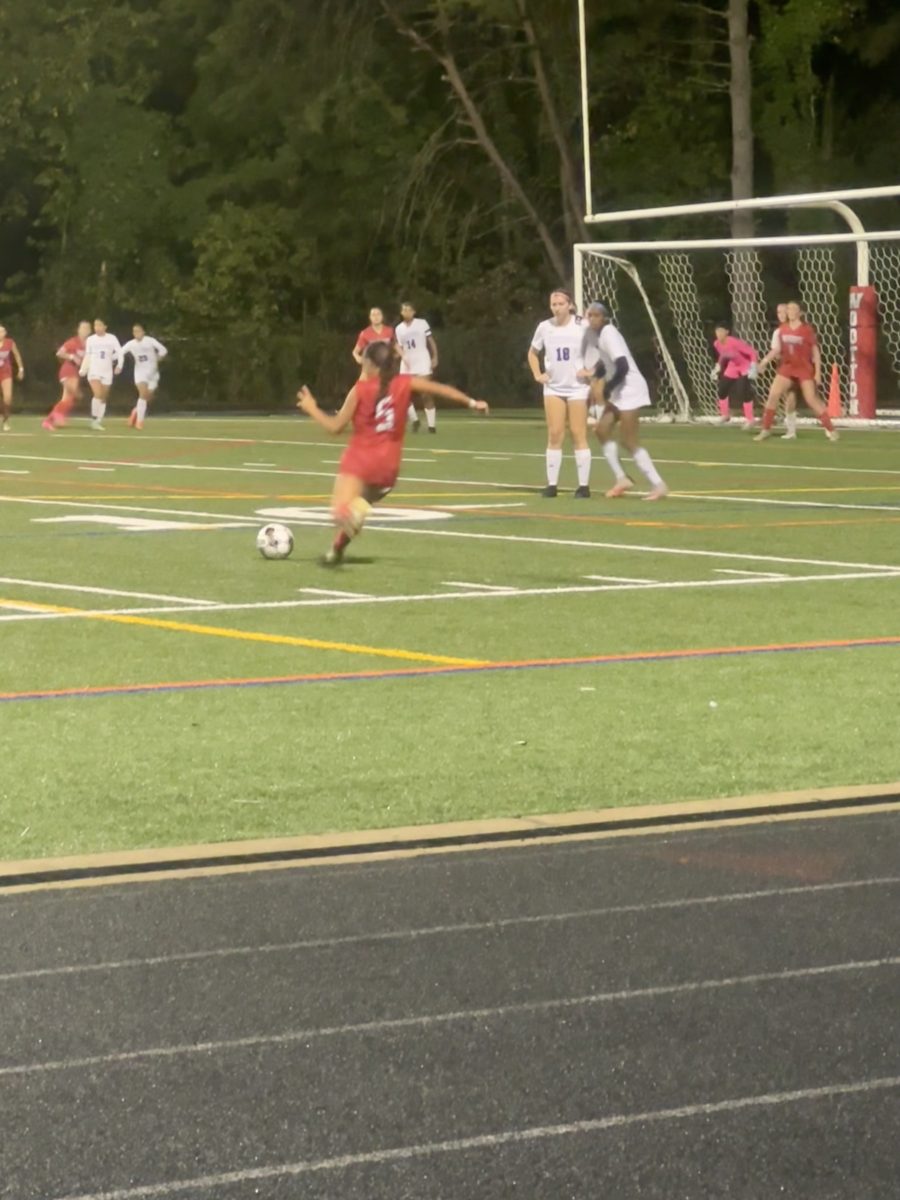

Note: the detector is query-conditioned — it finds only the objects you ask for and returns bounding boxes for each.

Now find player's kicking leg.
[324,476,389,565]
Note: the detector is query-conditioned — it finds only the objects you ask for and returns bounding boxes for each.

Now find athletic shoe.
[321,545,344,567]
[135,421,144,431]
[128,408,137,428]
[541,484,558,498]
[825,429,840,442]
[427,427,436,434]
[741,419,756,431]
[1,419,9,433]
[605,477,634,499]
[780,431,797,440]
[573,485,591,499]
[41,418,56,432]
[642,484,669,501]
[716,416,731,425]
[412,419,421,433]
[753,428,772,442]
[90,419,105,431]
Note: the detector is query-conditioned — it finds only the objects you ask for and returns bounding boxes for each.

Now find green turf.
[2,413,899,859]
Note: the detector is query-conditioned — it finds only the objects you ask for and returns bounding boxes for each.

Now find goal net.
[575,238,900,422]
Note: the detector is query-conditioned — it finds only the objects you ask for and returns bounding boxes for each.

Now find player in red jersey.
[43,321,92,431]
[352,307,394,365]
[297,340,488,564]
[0,326,25,432]
[754,301,837,442]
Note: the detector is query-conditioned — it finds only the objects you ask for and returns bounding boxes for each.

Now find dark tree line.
[0,0,897,406]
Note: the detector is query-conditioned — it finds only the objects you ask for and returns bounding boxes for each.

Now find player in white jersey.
[580,302,667,500]
[121,324,168,430]
[528,289,591,497]
[79,318,122,430]
[395,301,438,432]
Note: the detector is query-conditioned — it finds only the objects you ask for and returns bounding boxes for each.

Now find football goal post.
[573,187,900,422]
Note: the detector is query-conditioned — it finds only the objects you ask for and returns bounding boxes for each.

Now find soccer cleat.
[741,419,756,431]
[780,430,797,440]
[541,484,558,498]
[411,419,421,433]
[321,545,345,567]
[573,485,591,499]
[825,429,840,442]
[135,421,144,431]
[1,419,10,433]
[753,428,772,442]
[41,418,56,432]
[605,477,634,499]
[127,408,137,427]
[427,426,436,434]
[715,416,731,425]
[642,483,669,501]
[90,419,105,431]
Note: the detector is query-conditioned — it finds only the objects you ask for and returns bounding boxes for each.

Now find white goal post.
[573,187,900,422]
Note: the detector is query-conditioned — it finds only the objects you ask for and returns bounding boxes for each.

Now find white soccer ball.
[256,523,294,560]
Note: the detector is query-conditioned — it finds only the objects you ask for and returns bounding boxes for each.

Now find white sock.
[601,440,627,481]
[425,406,436,430]
[785,410,796,434]
[546,448,562,486]
[633,446,663,487]
[408,403,418,424]
[97,400,107,422]
[136,398,148,422]
[574,448,591,487]
[91,397,100,419]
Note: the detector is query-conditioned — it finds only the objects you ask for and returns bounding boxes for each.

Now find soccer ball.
[256,523,294,560]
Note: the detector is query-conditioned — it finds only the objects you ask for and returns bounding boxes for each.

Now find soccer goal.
[573,187,900,422]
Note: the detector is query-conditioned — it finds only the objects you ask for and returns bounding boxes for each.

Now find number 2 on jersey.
[374,394,395,433]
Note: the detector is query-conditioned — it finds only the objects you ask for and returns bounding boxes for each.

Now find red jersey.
[776,322,817,373]
[339,374,413,488]
[0,338,18,378]
[57,336,86,381]
[354,324,394,355]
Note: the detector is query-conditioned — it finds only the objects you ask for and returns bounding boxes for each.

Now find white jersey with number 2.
[81,333,123,383]
[530,316,588,400]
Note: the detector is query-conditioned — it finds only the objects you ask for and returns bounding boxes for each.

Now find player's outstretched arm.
[410,377,488,414]
[297,384,359,433]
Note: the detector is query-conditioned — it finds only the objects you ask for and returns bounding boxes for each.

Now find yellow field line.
[0,598,489,667]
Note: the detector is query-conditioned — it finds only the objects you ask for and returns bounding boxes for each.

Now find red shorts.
[777,365,815,384]
[58,365,80,383]
[0,367,13,383]
[339,444,401,491]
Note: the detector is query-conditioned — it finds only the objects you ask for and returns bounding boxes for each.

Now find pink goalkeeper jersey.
[714,335,758,379]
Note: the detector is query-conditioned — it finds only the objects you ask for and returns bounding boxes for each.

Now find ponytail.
[363,340,396,393]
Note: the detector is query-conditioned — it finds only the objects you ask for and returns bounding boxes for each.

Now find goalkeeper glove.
[747,362,758,380]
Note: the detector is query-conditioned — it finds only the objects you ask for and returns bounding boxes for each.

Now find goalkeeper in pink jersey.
[712,323,758,429]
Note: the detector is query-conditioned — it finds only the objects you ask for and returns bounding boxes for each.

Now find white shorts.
[608,383,651,412]
[87,372,114,387]
[544,388,589,404]
[135,373,160,391]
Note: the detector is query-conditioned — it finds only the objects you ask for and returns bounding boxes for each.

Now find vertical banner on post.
[848,286,878,418]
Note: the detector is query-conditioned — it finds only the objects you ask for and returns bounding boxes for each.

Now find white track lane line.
[4,957,897,1082]
[48,1075,900,1200]
[0,576,218,605]
[2,876,895,984]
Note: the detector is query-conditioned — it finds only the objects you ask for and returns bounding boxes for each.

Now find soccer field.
[2,414,899,861]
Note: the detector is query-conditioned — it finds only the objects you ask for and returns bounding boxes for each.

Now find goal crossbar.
[584,184,900,225]
[575,230,900,254]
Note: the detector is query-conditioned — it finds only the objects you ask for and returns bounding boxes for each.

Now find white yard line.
[679,491,900,514]
[441,581,517,592]
[583,574,655,584]
[0,468,29,475]
[0,577,219,605]
[715,569,790,579]
[77,466,115,473]
[299,588,373,599]
[1,568,898,624]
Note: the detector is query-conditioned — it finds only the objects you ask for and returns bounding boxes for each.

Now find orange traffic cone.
[826,363,842,418]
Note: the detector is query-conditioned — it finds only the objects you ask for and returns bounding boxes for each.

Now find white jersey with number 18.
[530,316,588,399]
